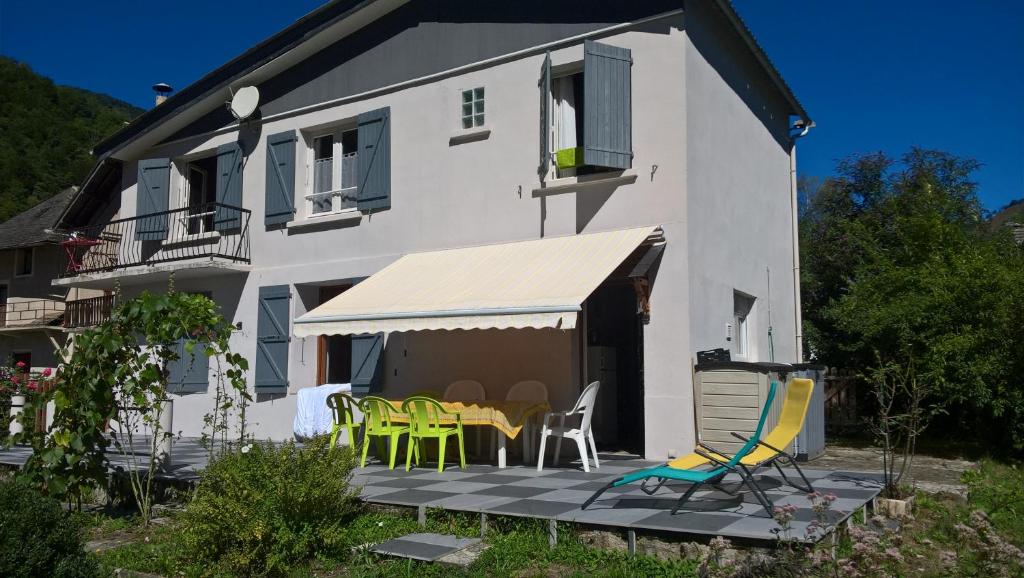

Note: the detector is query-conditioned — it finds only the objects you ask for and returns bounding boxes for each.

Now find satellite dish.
[229,86,260,120]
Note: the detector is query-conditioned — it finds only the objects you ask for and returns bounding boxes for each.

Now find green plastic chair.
[358,396,414,469]
[401,396,466,472]
[326,392,361,450]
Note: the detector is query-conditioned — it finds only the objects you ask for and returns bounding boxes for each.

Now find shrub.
[180,437,361,575]
[0,478,98,578]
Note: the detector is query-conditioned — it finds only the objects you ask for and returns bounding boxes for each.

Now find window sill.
[449,127,491,146]
[162,231,221,248]
[286,210,362,231]
[531,169,637,196]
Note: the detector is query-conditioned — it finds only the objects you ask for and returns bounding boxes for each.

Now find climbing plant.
[16,287,249,520]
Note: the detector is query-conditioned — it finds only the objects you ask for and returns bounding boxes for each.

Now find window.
[461,87,485,129]
[551,72,585,178]
[14,247,33,277]
[732,292,756,360]
[307,128,358,217]
[182,155,217,234]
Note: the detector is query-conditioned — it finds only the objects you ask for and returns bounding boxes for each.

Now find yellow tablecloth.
[386,400,550,439]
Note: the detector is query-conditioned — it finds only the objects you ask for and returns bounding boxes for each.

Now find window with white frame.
[732,292,755,360]
[14,247,33,277]
[182,155,218,234]
[307,128,358,217]
[461,87,484,129]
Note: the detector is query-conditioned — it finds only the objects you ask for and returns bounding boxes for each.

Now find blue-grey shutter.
[356,107,390,212]
[255,285,290,392]
[583,40,632,170]
[539,52,551,180]
[167,339,209,394]
[136,158,170,241]
[215,142,243,231]
[350,333,384,394]
[265,131,296,226]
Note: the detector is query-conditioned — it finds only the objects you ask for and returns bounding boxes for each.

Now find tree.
[801,148,1024,449]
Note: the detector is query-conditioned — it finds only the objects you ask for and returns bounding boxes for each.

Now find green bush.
[0,478,98,578]
[180,437,361,575]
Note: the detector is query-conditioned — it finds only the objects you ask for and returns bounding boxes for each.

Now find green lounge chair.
[581,380,779,516]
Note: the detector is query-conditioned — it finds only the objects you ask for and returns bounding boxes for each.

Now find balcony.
[0,295,116,331]
[55,203,251,288]
[64,295,116,329]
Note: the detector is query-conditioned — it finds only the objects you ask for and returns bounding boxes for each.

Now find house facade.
[55,0,810,459]
[0,188,113,372]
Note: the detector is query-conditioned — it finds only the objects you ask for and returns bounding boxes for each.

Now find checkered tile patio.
[0,437,210,482]
[353,454,883,543]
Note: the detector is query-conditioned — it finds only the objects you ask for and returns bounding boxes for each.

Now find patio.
[353,453,884,545]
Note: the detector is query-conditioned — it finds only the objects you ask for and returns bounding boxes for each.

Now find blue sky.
[2,1,1021,210]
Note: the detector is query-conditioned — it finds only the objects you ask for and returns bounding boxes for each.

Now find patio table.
[386,399,550,469]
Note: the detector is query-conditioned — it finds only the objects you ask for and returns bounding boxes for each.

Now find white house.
[54,0,811,460]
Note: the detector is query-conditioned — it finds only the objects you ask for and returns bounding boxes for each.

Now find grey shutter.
[350,333,384,394]
[255,285,290,392]
[356,107,390,212]
[167,339,209,394]
[265,131,296,226]
[215,142,243,231]
[136,158,170,241]
[583,40,632,170]
[539,52,551,179]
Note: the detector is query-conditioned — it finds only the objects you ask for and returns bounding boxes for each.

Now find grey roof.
[0,187,77,250]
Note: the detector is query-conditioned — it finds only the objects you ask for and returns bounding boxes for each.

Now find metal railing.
[307,152,358,215]
[64,294,116,329]
[60,202,251,277]
[0,299,65,327]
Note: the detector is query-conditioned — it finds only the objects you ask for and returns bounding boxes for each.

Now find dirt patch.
[810,445,975,495]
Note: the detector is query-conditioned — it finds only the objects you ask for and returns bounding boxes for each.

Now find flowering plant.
[0,363,54,396]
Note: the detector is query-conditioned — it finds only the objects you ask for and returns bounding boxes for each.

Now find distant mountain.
[0,57,143,222]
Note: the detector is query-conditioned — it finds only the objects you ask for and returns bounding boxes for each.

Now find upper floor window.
[307,128,358,217]
[183,155,218,234]
[461,87,485,129]
[539,40,633,181]
[14,247,33,277]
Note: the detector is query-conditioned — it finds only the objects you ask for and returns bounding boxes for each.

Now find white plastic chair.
[504,380,548,462]
[444,380,486,455]
[536,381,601,473]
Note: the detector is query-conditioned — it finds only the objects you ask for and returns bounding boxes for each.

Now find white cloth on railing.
[292,383,351,440]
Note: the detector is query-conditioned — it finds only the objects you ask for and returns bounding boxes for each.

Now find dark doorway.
[585,282,644,454]
[316,285,352,385]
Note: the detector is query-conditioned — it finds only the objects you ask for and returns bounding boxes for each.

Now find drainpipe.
[789,120,813,362]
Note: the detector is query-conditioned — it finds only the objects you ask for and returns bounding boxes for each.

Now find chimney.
[152,83,173,106]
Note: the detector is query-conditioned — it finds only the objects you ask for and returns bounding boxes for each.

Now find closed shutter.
[583,40,632,170]
[265,131,296,226]
[350,333,384,394]
[538,52,552,180]
[255,285,290,392]
[166,339,209,394]
[215,142,243,231]
[136,158,171,241]
[356,107,390,212]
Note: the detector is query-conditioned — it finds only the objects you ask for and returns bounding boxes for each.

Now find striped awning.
[293,226,658,336]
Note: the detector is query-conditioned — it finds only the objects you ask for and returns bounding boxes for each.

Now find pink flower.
[15,361,26,369]
[27,381,39,392]
[41,368,52,377]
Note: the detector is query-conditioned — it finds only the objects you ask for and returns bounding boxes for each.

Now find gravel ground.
[808,445,976,496]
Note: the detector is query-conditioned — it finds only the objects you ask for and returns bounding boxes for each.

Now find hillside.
[0,57,143,222]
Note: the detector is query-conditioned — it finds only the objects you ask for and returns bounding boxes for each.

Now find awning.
[294,226,658,336]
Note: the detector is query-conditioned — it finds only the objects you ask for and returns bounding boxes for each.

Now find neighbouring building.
[54,0,811,459]
[0,188,114,372]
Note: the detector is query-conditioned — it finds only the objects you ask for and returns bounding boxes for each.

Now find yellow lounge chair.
[669,377,816,493]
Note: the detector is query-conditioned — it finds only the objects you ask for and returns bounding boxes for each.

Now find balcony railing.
[0,299,65,328]
[64,295,116,329]
[60,203,251,277]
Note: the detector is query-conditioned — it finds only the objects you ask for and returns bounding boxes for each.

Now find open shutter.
[167,339,209,394]
[350,333,384,394]
[136,158,170,241]
[583,40,632,170]
[215,142,243,231]
[255,285,290,393]
[356,107,390,212]
[265,131,296,226]
[539,52,551,180]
